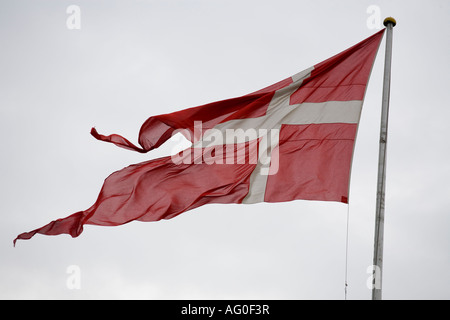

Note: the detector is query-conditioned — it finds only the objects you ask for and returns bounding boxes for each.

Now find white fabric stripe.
[291,67,314,83]
[195,100,362,147]
[281,100,362,125]
[244,68,313,204]
[242,126,280,204]
[267,67,314,112]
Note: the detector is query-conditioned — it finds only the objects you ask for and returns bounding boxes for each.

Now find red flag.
[15,30,384,245]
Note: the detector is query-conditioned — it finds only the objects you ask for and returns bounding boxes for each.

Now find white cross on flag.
[15,29,385,244]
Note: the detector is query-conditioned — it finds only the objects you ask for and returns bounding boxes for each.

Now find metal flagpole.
[372,17,396,300]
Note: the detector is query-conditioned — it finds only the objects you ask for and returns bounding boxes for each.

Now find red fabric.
[265,123,358,204]
[290,29,384,104]
[14,30,384,244]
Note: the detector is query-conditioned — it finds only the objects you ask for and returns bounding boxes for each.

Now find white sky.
[1,0,449,299]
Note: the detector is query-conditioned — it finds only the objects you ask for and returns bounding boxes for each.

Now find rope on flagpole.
[344,203,350,300]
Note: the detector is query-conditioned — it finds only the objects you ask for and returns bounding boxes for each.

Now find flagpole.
[372,17,396,301]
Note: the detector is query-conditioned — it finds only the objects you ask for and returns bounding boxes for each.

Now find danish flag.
[15,30,384,244]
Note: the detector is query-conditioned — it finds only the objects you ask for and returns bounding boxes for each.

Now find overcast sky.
[1,0,449,300]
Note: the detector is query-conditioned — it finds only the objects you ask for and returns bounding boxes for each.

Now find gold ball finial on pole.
[383,17,397,27]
